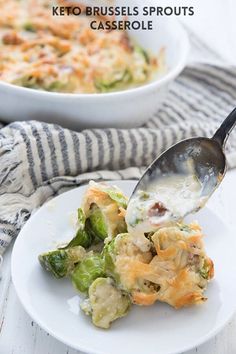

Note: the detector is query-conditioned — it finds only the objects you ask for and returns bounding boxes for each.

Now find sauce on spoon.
[126,174,207,251]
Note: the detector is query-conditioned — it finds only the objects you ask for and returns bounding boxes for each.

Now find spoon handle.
[212,107,236,147]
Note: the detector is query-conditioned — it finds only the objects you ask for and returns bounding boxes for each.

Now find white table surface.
[1,169,236,354]
[154,0,236,64]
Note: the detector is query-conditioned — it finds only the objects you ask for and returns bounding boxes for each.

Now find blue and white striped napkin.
[0,63,236,265]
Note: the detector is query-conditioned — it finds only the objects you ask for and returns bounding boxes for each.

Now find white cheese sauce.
[126,174,206,251]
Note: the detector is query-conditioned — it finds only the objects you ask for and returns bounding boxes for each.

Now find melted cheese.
[114,225,214,308]
[0,0,162,93]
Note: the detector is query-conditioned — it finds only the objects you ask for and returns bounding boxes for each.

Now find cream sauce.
[126,174,206,251]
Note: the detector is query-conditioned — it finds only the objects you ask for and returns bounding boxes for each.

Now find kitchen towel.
[0,63,236,265]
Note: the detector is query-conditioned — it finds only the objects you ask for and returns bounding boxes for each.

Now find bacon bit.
[188,253,199,266]
[148,202,168,218]
[151,57,158,66]
[2,31,24,45]
[120,32,133,52]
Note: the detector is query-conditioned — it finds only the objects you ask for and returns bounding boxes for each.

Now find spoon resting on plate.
[125,107,236,250]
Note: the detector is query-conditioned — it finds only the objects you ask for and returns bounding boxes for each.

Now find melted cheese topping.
[114,225,214,307]
[0,0,163,93]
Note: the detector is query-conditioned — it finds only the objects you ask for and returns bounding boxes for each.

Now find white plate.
[11,180,236,354]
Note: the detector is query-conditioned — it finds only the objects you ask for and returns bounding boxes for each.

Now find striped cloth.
[0,63,236,263]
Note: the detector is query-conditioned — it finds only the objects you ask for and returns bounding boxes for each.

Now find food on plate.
[38,181,214,328]
[39,245,86,278]
[71,255,105,293]
[81,277,131,329]
[64,182,127,251]
[0,0,164,93]
[103,225,213,308]
[39,181,128,279]
[65,208,94,249]
[126,174,207,252]
[81,181,128,241]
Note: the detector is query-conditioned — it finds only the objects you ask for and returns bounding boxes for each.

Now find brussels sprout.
[103,234,134,277]
[71,255,105,293]
[134,45,150,64]
[65,208,94,249]
[106,190,128,209]
[13,75,39,89]
[82,182,128,241]
[38,246,86,278]
[102,239,117,277]
[94,70,132,93]
[66,227,93,249]
[23,22,36,32]
[96,183,128,209]
[87,204,108,240]
[81,277,131,329]
[47,80,67,92]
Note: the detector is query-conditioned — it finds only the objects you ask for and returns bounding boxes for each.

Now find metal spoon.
[130,107,236,217]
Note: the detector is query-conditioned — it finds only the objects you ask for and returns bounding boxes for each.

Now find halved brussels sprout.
[81,277,131,329]
[94,70,132,93]
[102,239,117,278]
[106,189,128,209]
[38,246,86,278]
[88,204,108,240]
[82,182,128,241]
[71,255,105,293]
[65,208,94,249]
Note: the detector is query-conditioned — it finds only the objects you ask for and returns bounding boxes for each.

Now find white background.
[149,0,236,63]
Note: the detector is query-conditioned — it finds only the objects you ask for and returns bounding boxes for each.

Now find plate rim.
[11,180,236,354]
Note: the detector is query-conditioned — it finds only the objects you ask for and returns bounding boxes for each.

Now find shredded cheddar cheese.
[0,0,164,93]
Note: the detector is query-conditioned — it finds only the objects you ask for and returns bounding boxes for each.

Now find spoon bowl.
[130,107,236,218]
[132,137,225,200]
